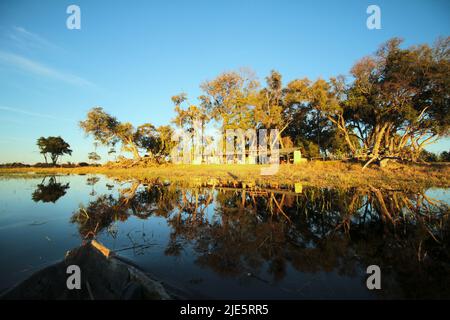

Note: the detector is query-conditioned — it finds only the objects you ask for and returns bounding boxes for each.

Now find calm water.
[0,174,449,299]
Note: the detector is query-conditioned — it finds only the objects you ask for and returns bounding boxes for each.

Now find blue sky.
[0,0,449,163]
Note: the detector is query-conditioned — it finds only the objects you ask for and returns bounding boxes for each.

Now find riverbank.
[1,161,449,189]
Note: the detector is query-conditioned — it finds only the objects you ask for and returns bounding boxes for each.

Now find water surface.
[0,174,448,299]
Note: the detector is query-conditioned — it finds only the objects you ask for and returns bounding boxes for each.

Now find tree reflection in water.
[71,180,449,298]
[32,176,70,203]
[86,176,100,196]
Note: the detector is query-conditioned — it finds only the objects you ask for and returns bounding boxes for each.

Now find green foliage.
[80,107,177,163]
[36,136,72,165]
[341,37,450,163]
[79,107,139,159]
[88,152,101,163]
[156,125,177,160]
[139,124,177,162]
[77,37,448,166]
[253,70,285,130]
[200,69,258,130]
[439,150,450,162]
[80,107,168,160]
[79,107,120,146]
[419,150,438,162]
[281,37,449,165]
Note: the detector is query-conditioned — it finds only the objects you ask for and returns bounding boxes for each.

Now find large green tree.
[80,107,176,162]
[200,69,258,131]
[306,37,450,167]
[80,107,158,160]
[252,70,292,149]
[172,93,211,161]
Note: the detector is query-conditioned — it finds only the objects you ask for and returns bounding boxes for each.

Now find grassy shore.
[1,161,449,189]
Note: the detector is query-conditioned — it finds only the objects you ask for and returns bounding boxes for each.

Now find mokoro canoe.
[1,240,171,300]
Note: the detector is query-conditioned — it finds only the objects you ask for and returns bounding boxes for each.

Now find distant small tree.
[36,136,72,165]
[88,152,101,164]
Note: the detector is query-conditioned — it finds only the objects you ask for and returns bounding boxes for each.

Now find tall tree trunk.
[131,146,140,160]
[201,121,205,163]
[328,114,357,155]
[51,154,58,166]
[363,123,388,170]
[126,138,141,160]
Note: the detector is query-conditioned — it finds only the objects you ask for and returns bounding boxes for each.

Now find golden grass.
[1,161,449,189]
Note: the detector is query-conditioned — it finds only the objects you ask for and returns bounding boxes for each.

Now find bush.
[0,162,30,168]
[418,150,438,162]
[78,162,90,167]
[33,163,54,168]
[439,151,450,162]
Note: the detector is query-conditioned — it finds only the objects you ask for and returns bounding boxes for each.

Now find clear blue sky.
[0,0,449,163]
